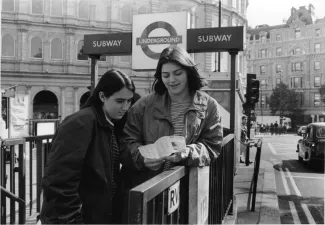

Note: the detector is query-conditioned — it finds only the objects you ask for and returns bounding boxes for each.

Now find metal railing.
[128,133,235,224]
[0,135,53,224]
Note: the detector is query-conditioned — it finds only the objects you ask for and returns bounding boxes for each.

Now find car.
[297,125,307,136]
[296,122,325,170]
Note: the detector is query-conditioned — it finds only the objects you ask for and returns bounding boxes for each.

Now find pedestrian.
[240,115,249,163]
[119,45,223,216]
[39,69,135,224]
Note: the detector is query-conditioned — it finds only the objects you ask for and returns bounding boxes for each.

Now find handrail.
[222,134,234,146]
[1,186,25,205]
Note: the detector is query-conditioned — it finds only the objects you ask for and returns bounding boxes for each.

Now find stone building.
[246,4,325,124]
[1,0,248,137]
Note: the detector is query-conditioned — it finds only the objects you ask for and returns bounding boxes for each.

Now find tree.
[268,82,305,126]
[319,84,325,105]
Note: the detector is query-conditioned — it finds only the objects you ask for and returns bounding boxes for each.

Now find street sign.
[187,26,244,53]
[168,181,180,215]
[83,33,132,55]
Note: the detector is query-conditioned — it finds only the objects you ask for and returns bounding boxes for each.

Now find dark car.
[297,122,325,169]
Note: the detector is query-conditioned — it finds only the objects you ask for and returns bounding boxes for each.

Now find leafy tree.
[268,82,305,120]
[319,84,325,104]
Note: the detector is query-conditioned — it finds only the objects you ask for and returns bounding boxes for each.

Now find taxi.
[297,122,325,169]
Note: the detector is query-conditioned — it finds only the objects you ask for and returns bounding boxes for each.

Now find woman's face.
[161,62,189,99]
[100,87,133,120]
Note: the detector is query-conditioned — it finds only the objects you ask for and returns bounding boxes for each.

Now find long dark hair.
[82,69,135,109]
[152,45,207,95]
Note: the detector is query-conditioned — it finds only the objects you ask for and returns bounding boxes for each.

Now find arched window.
[77,40,88,61]
[51,38,62,59]
[121,4,132,23]
[32,0,43,14]
[2,0,15,12]
[31,36,43,58]
[51,0,62,16]
[2,34,15,57]
[78,0,89,19]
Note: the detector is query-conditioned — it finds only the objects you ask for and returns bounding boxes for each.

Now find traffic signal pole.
[229,50,238,134]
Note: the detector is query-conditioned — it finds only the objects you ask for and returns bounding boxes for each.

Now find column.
[73,87,79,112]
[26,85,32,119]
[60,86,66,119]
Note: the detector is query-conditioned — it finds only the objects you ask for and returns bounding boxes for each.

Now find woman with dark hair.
[40,69,135,224]
[119,45,223,195]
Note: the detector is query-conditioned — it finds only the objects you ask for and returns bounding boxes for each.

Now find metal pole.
[218,0,221,72]
[229,50,238,133]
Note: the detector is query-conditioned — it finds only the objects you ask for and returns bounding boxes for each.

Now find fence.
[128,133,234,224]
[1,133,235,224]
[0,135,53,224]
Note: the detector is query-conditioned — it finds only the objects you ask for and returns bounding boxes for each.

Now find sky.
[246,0,325,28]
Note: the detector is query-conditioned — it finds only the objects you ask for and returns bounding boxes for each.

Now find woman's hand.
[144,158,165,171]
[165,147,189,163]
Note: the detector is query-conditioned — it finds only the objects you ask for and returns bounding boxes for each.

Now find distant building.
[246,4,325,124]
[1,0,248,122]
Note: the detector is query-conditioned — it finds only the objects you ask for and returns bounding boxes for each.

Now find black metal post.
[218,0,221,72]
[229,50,238,133]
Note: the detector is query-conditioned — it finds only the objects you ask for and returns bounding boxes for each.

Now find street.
[260,133,324,224]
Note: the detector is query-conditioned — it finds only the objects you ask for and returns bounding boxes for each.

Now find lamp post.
[279,70,283,124]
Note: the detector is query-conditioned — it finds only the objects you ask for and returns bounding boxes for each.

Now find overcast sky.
[246,0,325,28]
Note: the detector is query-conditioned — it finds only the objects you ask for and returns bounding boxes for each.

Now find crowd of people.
[39,46,223,224]
[254,121,289,135]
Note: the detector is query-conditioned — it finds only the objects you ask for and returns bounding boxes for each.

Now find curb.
[258,160,281,224]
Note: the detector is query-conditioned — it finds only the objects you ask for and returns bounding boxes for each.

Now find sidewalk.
[230,147,281,224]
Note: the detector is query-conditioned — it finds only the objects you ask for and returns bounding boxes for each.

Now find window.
[77,40,88,60]
[2,34,15,57]
[315,28,320,37]
[276,34,281,41]
[51,38,62,59]
[292,62,303,71]
[121,4,132,23]
[298,92,303,107]
[51,0,62,16]
[260,65,266,74]
[314,77,320,87]
[32,0,43,14]
[314,93,321,107]
[2,0,15,12]
[261,36,266,43]
[258,49,267,58]
[232,0,236,8]
[220,52,228,72]
[276,64,282,73]
[96,2,106,21]
[222,17,229,27]
[291,77,302,88]
[120,56,131,63]
[315,43,320,53]
[212,14,219,27]
[30,36,42,58]
[78,0,89,19]
[276,47,282,56]
[295,28,300,38]
[295,47,301,55]
[276,78,281,85]
[314,61,320,70]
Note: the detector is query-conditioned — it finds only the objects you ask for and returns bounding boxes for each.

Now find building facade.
[1,0,248,137]
[246,4,325,124]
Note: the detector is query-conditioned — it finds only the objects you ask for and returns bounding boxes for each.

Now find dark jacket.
[40,106,122,224]
[119,91,223,190]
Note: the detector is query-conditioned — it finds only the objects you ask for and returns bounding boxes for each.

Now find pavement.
[225,138,281,224]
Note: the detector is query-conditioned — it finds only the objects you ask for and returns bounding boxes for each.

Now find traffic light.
[245,73,260,105]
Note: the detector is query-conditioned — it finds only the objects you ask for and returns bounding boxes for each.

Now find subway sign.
[83,33,132,55]
[187,26,243,53]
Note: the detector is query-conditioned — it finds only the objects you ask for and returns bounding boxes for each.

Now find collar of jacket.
[152,90,208,120]
[91,105,113,129]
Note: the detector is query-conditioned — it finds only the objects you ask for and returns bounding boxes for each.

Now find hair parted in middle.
[152,45,207,95]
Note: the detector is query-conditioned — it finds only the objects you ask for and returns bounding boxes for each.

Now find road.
[260,133,324,224]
